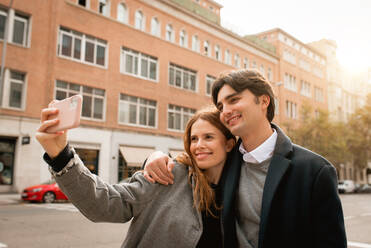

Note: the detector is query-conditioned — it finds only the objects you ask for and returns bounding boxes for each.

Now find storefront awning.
[119,146,155,167]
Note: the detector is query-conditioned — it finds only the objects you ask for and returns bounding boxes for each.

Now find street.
[0,194,370,248]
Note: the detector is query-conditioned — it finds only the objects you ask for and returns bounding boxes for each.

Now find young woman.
[36,104,236,248]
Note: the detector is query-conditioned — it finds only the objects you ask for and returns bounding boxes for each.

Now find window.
[117,3,128,23]
[314,87,324,102]
[267,67,272,81]
[284,73,297,92]
[55,80,105,120]
[0,69,26,109]
[135,10,145,31]
[313,67,324,78]
[285,100,297,119]
[299,59,311,72]
[252,61,257,69]
[0,138,16,185]
[168,104,196,131]
[119,94,156,127]
[192,35,199,52]
[300,80,311,97]
[179,30,187,47]
[224,50,231,65]
[206,75,216,96]
[0,9,30,47]
[121,47,158,81]
[169,63,197,92]
[99,0,110,16]
[204,40,210,56]
[260,65,265,77]
[215,45,220,61]
[150,17,160,37]
[78,0,90,7]
[283,49,296,64]
[243,57,249,69]
[165,24,174,42]
[234,53,240,68]
[58,27,107,67]
[274,98,279,115]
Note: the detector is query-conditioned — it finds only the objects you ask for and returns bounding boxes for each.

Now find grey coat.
[53,150,203,248]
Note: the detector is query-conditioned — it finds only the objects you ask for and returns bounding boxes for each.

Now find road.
[0,193,370,248]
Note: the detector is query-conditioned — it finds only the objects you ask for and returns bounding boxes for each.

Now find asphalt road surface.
[0,193,370,248]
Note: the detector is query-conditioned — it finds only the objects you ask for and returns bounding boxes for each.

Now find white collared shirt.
[239,129,277,164]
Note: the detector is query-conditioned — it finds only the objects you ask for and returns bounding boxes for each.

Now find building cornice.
[255,27,326,60]
[141,0,279,63]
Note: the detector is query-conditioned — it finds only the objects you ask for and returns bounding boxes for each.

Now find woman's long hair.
[176,106,236,216]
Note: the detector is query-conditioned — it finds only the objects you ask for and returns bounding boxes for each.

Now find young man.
[144,69,347,248]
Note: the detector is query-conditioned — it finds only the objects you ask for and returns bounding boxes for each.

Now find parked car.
[355,184,371,193]
[21,179,68,203]
[338,180,356,193]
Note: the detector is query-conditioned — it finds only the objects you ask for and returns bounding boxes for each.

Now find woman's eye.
[191,137,197,142]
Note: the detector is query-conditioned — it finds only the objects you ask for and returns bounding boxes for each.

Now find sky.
[215,0,371,73]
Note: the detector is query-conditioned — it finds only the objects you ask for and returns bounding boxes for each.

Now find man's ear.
[226,138,235,152]
[260,95,270,109]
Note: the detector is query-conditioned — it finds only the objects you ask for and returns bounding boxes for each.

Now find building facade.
[255,29,328,128]
[0,0,282,192]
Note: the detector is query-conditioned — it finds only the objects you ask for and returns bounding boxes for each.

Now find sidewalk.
[0,193,21,205]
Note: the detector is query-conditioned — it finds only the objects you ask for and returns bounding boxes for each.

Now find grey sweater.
[52,149,204,248]
[236,158,272,248]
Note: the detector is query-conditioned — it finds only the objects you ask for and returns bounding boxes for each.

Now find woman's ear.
[226,138,235,152]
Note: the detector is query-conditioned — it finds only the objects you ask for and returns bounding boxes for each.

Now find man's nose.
[222,104,232,116]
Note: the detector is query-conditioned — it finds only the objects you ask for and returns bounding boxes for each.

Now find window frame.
[0,69,27,110]
[206,75,216,96]
[167,104,196,132]
[168,63,197,92]
[54,80,106,121]
[121,47,158,82]
[58,27,108,68]
[118,93,157,128]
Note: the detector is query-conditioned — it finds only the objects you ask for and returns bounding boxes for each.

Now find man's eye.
[230,97,239,103]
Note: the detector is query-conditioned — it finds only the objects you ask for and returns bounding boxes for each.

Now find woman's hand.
[35,101,68,158]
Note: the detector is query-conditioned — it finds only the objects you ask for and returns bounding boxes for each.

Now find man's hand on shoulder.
[143,151,175,185]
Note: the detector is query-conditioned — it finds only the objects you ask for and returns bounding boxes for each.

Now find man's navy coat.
[220,124,347,248]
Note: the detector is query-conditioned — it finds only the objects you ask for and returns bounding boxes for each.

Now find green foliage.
[287,96,370,170]
[243,35,276,54]
[170,0,220,24]
[346,93,371,169]
[286,102,351,169]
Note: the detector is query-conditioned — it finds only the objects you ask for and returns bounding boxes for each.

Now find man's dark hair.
[211,69,275,122]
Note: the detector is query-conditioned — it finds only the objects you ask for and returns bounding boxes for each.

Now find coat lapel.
[258,124,293,248]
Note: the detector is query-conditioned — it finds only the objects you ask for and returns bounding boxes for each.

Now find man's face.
[216,85,269,137]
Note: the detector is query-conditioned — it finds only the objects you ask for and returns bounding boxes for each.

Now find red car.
[21,180,68,203]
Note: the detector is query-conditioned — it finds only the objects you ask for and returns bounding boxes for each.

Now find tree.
[286,102,351,171]
[347,93,371,172]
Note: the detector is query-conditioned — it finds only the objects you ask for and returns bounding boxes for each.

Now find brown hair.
[211,69,275,122]
[176,106,236,216]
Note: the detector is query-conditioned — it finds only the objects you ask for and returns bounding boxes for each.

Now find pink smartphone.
[46,95,82,133]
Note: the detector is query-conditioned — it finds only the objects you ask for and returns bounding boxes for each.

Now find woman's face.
[189,119,233,173]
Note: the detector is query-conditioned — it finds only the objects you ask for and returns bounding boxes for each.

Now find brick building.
[0,0,282,193]
[255,28,328,128]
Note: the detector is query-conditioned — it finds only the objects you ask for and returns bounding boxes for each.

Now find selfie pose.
[144,69,347,248]
[36,104,235,248]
